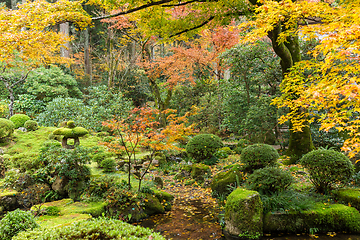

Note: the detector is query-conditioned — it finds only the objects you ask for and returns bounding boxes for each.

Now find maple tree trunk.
[268,23,314,162]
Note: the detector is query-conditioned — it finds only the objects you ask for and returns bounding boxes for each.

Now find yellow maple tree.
[241,0,360,157]
[0,0,91,115]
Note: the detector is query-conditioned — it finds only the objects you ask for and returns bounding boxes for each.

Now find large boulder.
[224,188,263,239]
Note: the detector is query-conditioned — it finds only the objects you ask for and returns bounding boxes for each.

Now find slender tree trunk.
[84,28,92,83]
[60,22,70,58]
[268,23,314,162]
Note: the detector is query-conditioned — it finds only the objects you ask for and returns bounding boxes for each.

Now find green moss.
[31,199,107,218]
[335,188,360,210]
[53,127,88,138]
[35,214,92,229]
[143,194,165,215]
[211,165,243,196]
[303,203,360,232]
[9,114,30,129]
[154,190,174,202]
[225,188,263,238]
[264,203,360,233]
[0,190,18,198]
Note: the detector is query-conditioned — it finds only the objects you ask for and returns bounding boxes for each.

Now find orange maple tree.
[101,106,195,190]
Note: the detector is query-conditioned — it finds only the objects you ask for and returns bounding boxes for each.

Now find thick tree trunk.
[268,23,314,163]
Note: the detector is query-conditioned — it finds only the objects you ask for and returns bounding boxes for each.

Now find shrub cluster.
[0,209,39,240]
[300,149,354,193]
[240,143,279,173]
[9,114,30,129]
[186,134,223,162]
[246,167,294,195]
[14,217,165,240]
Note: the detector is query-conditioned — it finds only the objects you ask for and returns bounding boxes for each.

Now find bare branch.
[169,16,215,38]
[10,71,30,89]
[162,0,199,7]
[92,0,174,21]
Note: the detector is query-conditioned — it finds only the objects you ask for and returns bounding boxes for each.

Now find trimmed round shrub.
[300,149,354,193]
[246,167,294,195]
[186,134,224,162]
[9,114,30,129]
[100,158,116,172]
[0,118,15,141]
[240,143,279,173]
[24,120,38,131]
[14,217,165,240]
[0,209,39,240]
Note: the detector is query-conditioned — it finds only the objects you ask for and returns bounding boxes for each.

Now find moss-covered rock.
[335,188,360,211]
[53,127,88,138]
[190,163,211,182]
[52,121,89,149]
[154,190,174,211]
[211,165,243,196]
[0,190,19,212]
[143,194,165,215]
[224,188,263,239]
[264,203,360,233]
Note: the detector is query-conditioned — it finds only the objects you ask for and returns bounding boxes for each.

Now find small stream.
[134,199,360,240]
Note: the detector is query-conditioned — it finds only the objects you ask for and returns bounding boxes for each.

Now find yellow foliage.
[0,0,91,66]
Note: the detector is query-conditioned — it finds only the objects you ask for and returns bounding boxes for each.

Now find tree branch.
[10,71,30,89]
[92,0,174,21]
[169,16,215,38]
[162,0,202,7]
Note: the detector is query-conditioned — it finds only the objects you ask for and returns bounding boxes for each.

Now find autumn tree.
[88,0,317,160]
[0,0,91,116]
[101,106,195,191]
[268,0,360,157]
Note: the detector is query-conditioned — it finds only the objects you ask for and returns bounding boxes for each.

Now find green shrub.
[9,114,31,129]
[39,145,92,200]
[300,149,354,193]
[14,217,165,240]
[240,143,279,173]
[100,158,116,172]
[0,118,15,141]
[24,120,38,131]
[81,175,116,202]
[186,134,224,162]
[93,152,107,165]
[0,209,39,240]
[246,167,294,195]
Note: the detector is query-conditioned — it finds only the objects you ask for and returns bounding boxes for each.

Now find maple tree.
[0,0,91,116]
[88,0,316,160]
[101,106,195,191]
[268,0,360,157]
[141,26,239,127]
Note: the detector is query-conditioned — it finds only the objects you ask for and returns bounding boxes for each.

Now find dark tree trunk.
[268,22,314,163]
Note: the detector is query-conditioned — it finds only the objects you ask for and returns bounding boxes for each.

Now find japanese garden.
[0,0,360,239]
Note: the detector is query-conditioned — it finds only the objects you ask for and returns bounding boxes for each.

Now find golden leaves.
[0,0,91,66]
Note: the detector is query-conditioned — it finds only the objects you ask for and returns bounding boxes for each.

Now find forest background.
[0,0,359,162]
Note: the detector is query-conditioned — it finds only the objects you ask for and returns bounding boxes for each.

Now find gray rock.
[18,127,27,132]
